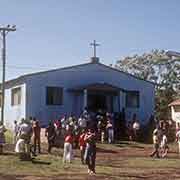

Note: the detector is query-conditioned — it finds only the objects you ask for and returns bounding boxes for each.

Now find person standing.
[160,132,169,158]
[106,120,114,144]
[150,129,160,158]
[63,131,73,163]
[32,118,41,154]
[16,118,33,160]
[84,128,96,175]
[13,120,19,144]
[45,121,56,153]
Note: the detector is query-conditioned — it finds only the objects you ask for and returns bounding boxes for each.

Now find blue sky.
[1,0,180,79]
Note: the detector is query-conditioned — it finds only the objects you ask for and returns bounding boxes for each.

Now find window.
[0,92,2,107]
[46,87,63,105]
[11,87,21,106]
[126,91,139,108]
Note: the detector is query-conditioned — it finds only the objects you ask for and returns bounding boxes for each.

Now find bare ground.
[1,142,180,180]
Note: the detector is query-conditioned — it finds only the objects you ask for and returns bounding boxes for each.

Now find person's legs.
[37,137,41,153]
[162,146,168,158]
[101,131,105,143]
[84,145,91,173]
[178,142,180,156]
[111,129,114,143]
[48,140,52,153]
[150,144,159,158]
[91,146,96,173]
[0,145,3,154]
[63,142,68,163]
[155,144,160,158]
[80,146,85,164]
[108,129,111,143]
[69,143,73,163]
[109,129,114,143]
[34,137,37,154]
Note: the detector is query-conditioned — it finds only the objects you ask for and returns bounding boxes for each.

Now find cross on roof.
[90,40,100,58]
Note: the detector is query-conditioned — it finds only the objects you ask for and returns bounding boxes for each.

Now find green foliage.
[115,49,180,120]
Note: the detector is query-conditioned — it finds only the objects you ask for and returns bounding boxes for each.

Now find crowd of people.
[0,108,179,175]
[0,109,116,175]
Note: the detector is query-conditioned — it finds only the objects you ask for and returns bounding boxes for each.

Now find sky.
[1,0,180,80]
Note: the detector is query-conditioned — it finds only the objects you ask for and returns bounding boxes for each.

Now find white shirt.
[161,135,167,147]
[19,123,32,135]
[78,118,87,128]
[133,122,140,130]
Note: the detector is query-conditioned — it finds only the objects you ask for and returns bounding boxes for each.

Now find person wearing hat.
[150,128,160,158]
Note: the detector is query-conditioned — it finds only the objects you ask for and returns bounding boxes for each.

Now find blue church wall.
[24,63,154,126]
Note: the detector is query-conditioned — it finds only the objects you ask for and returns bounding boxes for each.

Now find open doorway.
[88,93,107,112]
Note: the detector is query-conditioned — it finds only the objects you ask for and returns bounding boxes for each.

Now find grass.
[1,138,180,179]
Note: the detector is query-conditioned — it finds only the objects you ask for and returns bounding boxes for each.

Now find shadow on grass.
[115,143,145,149]
[0,152,16,156]
[96,147,118,154]
[32,159,51,165]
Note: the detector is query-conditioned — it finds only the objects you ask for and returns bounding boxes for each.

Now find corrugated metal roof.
[0,62,155,88]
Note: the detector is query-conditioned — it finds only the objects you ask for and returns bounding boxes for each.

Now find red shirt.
[79,133,86,147]
[65,135,73,144]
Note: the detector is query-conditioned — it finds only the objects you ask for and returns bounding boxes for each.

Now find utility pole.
[0,25,16,125]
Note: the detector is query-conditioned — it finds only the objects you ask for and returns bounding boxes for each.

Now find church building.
[0,56,155,128]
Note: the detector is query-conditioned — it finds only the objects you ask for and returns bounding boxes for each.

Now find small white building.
[169,99,180,126]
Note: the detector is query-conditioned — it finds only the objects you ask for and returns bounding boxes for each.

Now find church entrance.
[88,93,107,112]
[87,91,115,113]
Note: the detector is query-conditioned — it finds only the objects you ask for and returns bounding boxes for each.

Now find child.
[150,129,160,158]
[79,129,86,164]
[63,131,73,163]
[106,120,114,144]
[160,132,169,158]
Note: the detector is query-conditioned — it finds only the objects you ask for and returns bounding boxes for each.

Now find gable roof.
[2,62,155,87]
[168,99,180,106]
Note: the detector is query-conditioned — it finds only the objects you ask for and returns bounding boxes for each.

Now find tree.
[115,49,180,120]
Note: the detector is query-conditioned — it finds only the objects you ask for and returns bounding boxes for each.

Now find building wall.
[171,106,180,123]
[24,63,154,126]
[0,83,26,129]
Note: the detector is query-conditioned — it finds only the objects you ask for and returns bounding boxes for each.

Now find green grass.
[1,141,180,179]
